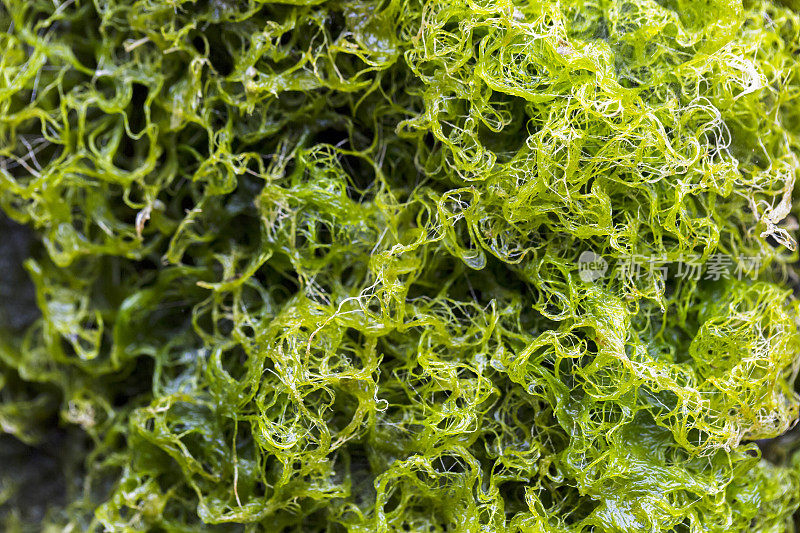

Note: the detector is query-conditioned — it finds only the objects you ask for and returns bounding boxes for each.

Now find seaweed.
[2,0,800,530]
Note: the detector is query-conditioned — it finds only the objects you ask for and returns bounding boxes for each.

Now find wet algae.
[2,0,800,530]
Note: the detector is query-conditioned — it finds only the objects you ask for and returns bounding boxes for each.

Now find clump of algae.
[2,0,800,530]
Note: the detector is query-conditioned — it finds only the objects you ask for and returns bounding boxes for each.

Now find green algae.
[2,0,800,530]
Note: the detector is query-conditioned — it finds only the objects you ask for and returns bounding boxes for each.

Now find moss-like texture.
[2,0,800,530]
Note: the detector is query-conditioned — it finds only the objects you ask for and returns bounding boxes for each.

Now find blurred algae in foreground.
[2,0,800,530]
